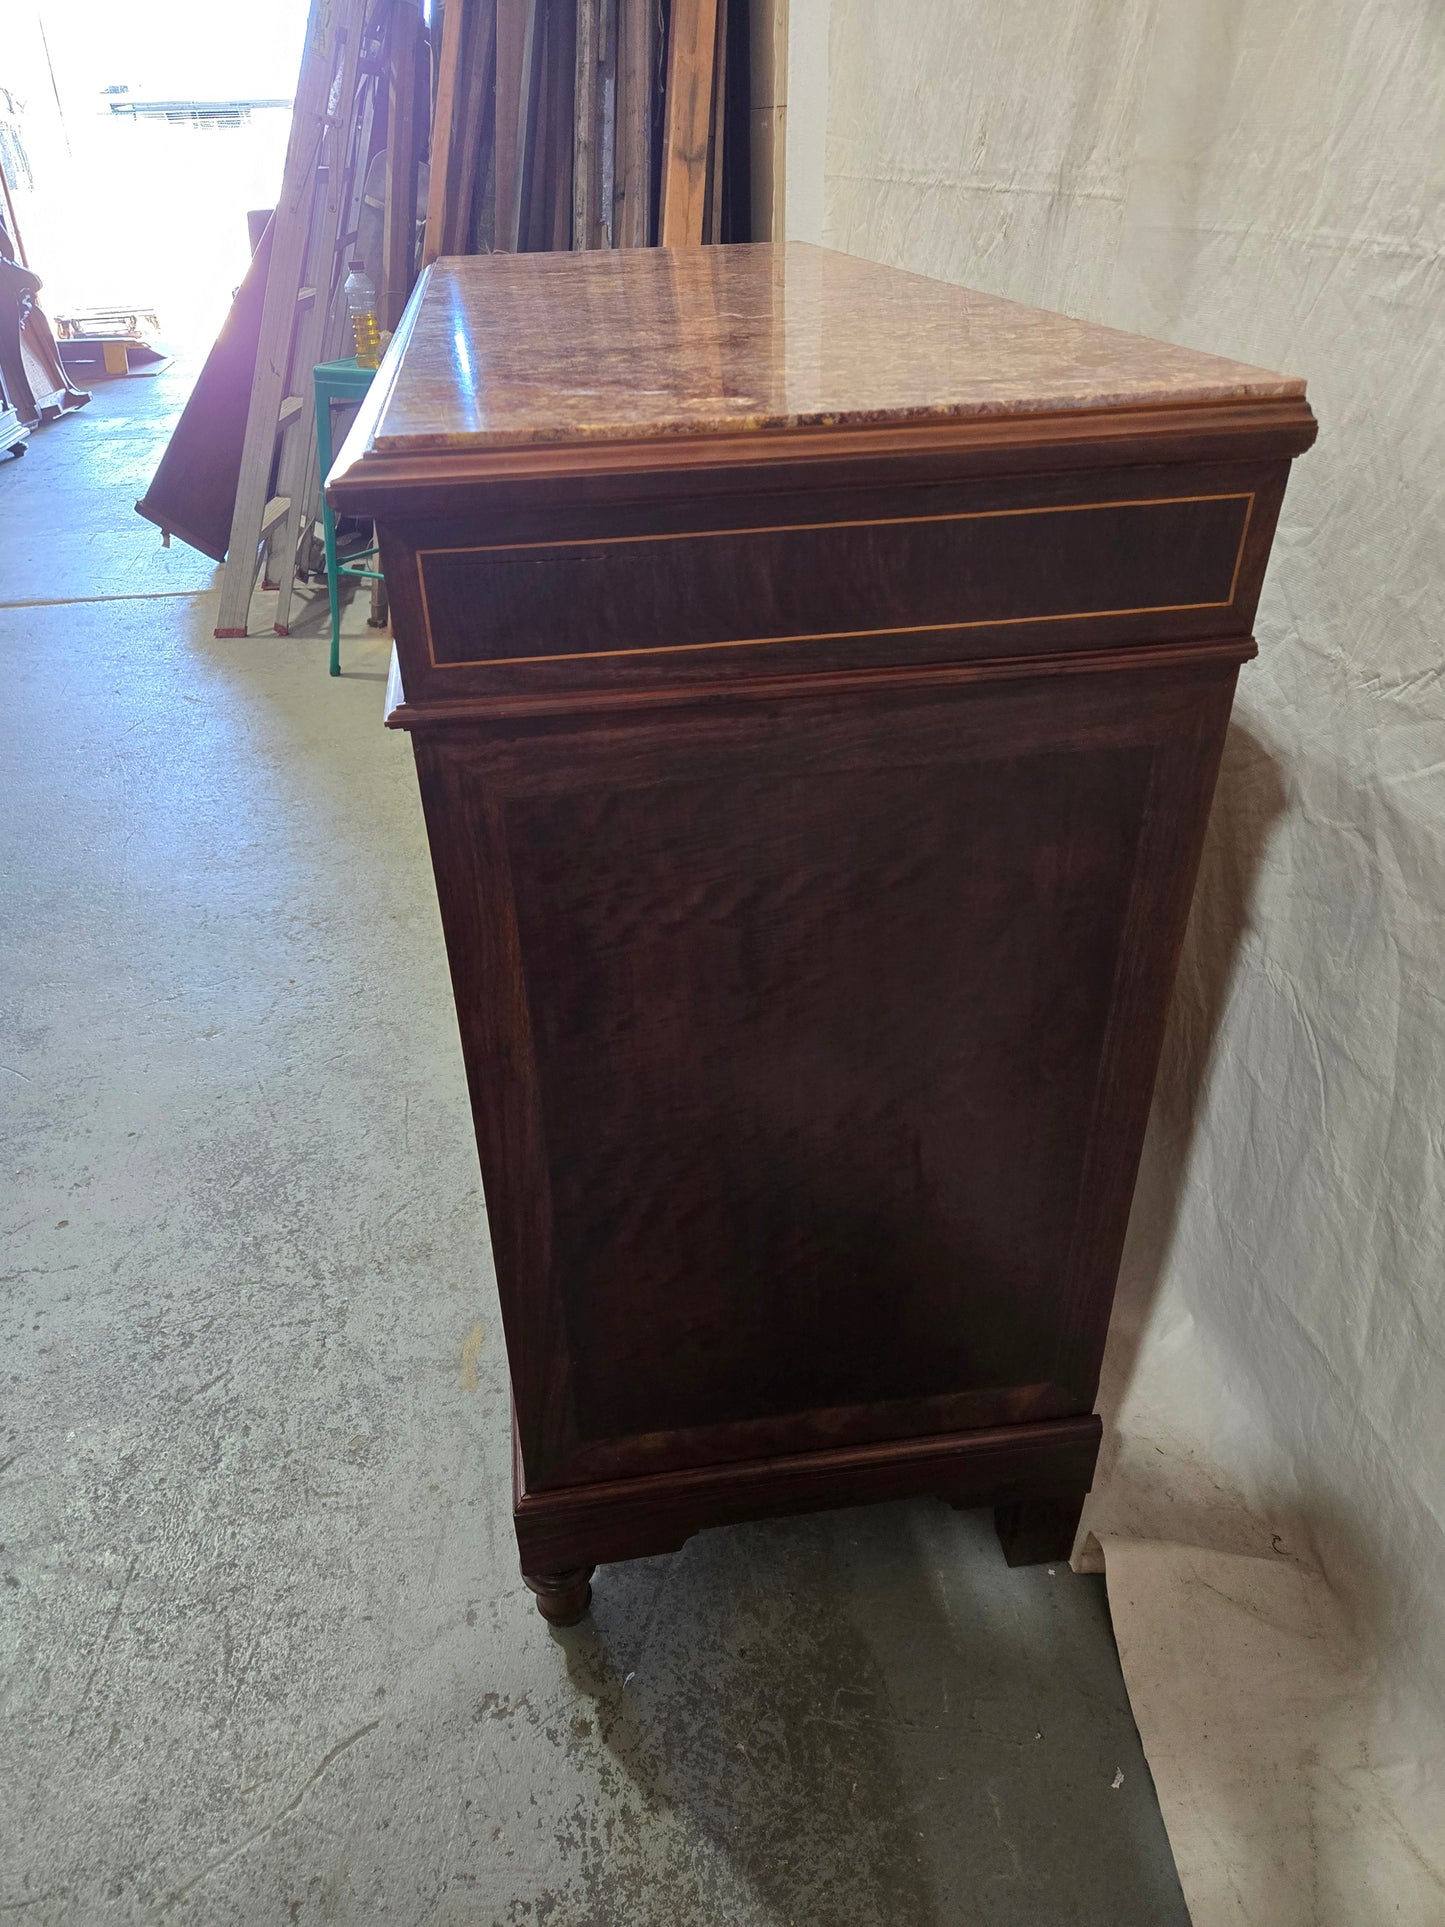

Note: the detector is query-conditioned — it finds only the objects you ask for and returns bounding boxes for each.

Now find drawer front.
[417,490,1253,670]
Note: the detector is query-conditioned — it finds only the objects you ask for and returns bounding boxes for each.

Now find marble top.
[365,242,1304,453]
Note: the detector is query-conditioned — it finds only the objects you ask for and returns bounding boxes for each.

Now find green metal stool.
[314,357,383,676]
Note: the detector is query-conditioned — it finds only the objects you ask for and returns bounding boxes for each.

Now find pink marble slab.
[367,242,1305,453]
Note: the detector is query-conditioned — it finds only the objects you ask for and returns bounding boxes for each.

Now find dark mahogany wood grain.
[411,650,1241,1514]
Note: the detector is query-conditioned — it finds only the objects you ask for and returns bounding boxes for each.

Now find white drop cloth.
[787,1,1445,1914]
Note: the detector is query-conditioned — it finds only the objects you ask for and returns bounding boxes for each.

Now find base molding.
[513,1413,1101,1578]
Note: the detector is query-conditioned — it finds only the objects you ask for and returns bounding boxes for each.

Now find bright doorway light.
[3,0,311,352]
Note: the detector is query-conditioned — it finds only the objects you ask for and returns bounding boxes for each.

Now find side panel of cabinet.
[412,655,1237,1491]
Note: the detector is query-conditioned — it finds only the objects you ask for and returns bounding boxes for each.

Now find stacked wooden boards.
[425,0,747,260]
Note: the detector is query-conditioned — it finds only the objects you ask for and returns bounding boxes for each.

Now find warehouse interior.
[2,3,1442,1923]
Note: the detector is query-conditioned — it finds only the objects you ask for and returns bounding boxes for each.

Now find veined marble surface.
[367,243,1304,453]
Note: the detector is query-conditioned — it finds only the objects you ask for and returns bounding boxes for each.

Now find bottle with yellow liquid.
[344,260,380,369]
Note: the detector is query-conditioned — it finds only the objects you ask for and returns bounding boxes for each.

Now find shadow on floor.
[538,1501,1188,1926]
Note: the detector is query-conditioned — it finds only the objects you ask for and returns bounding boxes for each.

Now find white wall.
[789,0,1445,1777]
[783,0,830,241]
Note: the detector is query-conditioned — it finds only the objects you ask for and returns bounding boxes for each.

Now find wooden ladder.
[214,0,381,639]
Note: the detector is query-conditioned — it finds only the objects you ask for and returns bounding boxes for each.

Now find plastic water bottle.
[345,261,380,369]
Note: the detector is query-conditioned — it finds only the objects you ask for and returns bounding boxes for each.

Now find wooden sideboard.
[329,244,1314,1625]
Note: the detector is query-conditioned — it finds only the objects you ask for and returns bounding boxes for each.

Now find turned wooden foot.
[522,1566,595,1626]
[993,1494,1086,1567]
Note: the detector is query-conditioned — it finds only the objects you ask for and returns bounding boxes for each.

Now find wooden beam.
[422,0,468,265]
[543,0,577,251]
[659,0,718,246]
[615,0,651,247]
[380,0,423,328]
[598,0,617,247]
[525,14,548,253]
[704,0,727,244]
[495,0,542,250]
[572,0,600,248]
[444,0,497,255]
[516,0,547,246]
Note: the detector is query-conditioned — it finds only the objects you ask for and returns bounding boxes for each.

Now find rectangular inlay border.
[416,492,1256,668]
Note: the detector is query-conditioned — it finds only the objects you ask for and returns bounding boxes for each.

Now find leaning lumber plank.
[444,0,498,254]
[216,0,369,635]
[268,6,372,632]
[659,0,718,246]
[495,0,542,250]
[598,0,617,247]
[541,0,577,250]
[422,0,468,265]
[704,0,727,243]
[616,0,652,247]
[381,0,424,328]
[572,0,599,248]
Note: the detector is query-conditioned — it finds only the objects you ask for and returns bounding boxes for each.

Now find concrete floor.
[0,375,1190,1924]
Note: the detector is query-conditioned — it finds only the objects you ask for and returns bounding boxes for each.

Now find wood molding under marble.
[330,396,1315,514]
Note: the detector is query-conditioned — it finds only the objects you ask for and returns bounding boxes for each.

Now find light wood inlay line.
[1225,489,1256,606]
[420,490,1253,557]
